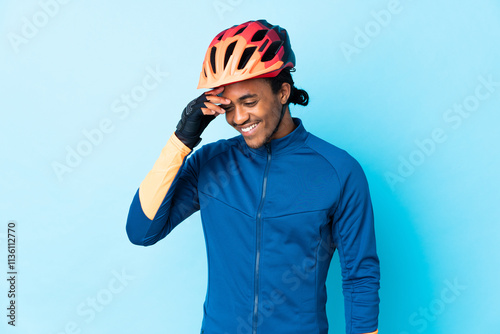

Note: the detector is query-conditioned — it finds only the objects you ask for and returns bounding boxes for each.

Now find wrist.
[174,131,202,149]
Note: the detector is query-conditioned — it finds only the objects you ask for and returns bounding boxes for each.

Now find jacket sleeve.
[126,132,201,246]
[331,156,380,334]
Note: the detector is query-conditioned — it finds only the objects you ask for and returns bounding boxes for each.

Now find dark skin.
[199,78,297,149]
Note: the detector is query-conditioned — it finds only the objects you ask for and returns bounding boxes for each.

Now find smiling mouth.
[239,122,260,136]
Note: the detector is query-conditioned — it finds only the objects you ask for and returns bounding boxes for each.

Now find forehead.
[220,78,271,98]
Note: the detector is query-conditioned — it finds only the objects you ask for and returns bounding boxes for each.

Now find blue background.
[1,0,499,333]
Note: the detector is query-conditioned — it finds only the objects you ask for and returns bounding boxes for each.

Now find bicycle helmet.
[197,19,296,89]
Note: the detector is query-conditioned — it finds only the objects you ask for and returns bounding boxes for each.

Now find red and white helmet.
[197,19,296,89]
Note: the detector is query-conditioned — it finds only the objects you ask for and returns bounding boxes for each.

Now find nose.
[232,105,249,127]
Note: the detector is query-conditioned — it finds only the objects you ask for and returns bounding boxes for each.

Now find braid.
[288,85,309,106]
[264,67,309,107]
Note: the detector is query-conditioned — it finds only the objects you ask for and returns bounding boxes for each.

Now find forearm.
[341,267,380,333]
[126,132,192,245]
[335,216,380,333]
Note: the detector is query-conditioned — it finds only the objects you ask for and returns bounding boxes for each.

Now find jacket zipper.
[252,143,272,334]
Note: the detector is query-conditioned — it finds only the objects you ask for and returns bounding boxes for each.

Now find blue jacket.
[126,117,380,334]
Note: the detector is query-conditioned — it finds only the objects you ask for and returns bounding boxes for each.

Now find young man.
[126,19,380,334]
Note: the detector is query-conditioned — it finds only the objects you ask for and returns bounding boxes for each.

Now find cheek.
[257,99,277,117]
[256,106,274,121]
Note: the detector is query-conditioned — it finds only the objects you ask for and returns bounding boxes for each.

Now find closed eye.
[223,101,257,112]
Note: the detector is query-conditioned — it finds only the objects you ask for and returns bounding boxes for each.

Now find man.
[126,19,380,334]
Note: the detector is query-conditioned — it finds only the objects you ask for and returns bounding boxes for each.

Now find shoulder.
[188,136,238,165]
[305,132,368,182]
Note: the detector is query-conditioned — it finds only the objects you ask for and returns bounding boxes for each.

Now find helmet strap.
[265,103,287,146]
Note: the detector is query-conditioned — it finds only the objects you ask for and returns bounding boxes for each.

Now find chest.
[197,151,340,219]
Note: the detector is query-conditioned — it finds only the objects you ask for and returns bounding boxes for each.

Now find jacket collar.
[241,117,308,157]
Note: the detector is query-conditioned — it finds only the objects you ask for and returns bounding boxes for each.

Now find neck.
[270,107,296,140]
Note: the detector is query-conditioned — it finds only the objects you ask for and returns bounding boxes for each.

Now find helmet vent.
[237,46,257,70]
[258,39,269,52]
[261,40,283,62]
[251,29,267,42]
[224,41,237,70]
[203,67,207,78]
[233,26,246,36]
[210,46,217,74]
[217,32,224,41]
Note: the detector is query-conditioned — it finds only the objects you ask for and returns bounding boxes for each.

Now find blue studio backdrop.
[1,0,499,333]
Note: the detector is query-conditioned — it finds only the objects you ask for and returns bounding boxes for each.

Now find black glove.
[175,93,216,149]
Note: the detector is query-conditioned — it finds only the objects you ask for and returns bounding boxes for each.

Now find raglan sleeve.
[331,156,380,334]
[126,131,202,246]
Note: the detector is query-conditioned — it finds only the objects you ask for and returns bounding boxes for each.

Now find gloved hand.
[175,86,229,149]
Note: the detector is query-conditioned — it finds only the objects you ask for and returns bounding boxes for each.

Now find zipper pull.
[266,143,271,155]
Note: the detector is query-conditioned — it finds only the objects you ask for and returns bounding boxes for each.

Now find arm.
[331,157,380,334]
[126,87,229,246]
[125,132,200,246]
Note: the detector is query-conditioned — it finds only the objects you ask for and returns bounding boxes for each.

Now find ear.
[279,82,291,104]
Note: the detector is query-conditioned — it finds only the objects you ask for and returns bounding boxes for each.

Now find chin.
[244,137,264,149]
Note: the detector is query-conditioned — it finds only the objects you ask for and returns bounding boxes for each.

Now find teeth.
[242,123,258,132]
